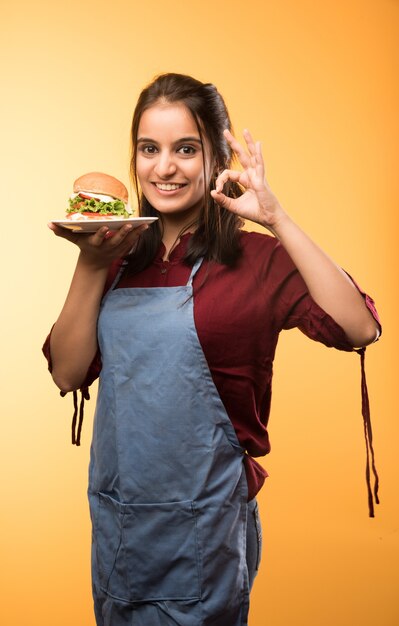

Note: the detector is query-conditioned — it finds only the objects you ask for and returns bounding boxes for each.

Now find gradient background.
[1,1,397,624]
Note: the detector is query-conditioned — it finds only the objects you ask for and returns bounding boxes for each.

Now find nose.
[153,150,177,178]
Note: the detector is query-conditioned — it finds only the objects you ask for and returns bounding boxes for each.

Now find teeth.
[155,183,184,191]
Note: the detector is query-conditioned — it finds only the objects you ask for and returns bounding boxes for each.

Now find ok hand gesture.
[211,129,286,231]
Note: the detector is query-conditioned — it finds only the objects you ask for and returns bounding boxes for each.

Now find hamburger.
[66,172,131,220]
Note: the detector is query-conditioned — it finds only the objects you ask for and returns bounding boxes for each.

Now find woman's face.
[136,102,212,221]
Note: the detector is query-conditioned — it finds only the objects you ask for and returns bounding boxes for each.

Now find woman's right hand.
[48,221,148,391]
[48,222,148,269]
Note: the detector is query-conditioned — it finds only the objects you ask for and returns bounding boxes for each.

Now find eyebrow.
[137,136,203,146]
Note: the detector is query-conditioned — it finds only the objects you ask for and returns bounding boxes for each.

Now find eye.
[139,144,158,155]
[177,145,196,156]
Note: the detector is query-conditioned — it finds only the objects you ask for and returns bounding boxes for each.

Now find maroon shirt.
[43,230,381,502]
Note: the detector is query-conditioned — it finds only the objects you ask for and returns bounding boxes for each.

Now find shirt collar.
[155,232,193,264]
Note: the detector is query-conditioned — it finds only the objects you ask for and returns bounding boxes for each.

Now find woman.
[44,73,381,626]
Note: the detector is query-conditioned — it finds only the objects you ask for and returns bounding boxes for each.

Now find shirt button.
[160,267,167,274]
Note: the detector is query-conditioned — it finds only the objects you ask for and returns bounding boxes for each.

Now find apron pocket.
[95,493,201,603]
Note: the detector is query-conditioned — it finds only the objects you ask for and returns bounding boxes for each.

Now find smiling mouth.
[153,183,186,191]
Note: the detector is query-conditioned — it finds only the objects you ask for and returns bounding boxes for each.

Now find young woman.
[44,73,381,626]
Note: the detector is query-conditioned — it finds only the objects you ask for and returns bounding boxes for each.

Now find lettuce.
[67,195,130,217]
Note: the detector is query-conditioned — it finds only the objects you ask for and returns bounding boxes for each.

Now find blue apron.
[88,258,250,625]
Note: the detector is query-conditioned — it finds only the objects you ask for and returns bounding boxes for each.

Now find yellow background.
[1,0,397,624]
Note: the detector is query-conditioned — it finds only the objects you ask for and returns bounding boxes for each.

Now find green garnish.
[67,195,130,217]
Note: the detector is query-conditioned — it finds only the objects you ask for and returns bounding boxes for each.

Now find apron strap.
[109,260,128,291]
[111,256,203,291]
[186,257,204,287]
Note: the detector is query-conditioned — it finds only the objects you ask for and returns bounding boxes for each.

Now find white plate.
[51,216,158,233]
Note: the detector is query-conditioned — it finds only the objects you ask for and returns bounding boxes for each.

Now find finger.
[47,222,80,244]
[244,130,263,173]
[118,224,149,256]
[123,223,149,245]
[107,223,148,248]
[90,226,110,246]
[210,189,237,212]
[48,222,72,237]
[255,140,266,177]
[105,223,132,243]
[215,169,244,193]
[242,130,265,172]
[243,129,257,158]
[103,224,134,247]
[223,129,250,168]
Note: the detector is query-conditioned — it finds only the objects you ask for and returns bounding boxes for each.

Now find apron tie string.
[60,387,90,446]
[356,347,380,517]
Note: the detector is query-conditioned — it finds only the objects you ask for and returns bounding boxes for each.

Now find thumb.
[210,190,235,212]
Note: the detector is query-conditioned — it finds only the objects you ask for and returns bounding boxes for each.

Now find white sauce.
[70,191,121,203]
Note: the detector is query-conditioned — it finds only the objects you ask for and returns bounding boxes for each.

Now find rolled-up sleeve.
[270,242,381,351]
[42,328,102,388]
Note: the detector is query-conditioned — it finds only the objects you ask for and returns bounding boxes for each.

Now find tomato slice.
[68,211,103,219]
[79,192,101,201]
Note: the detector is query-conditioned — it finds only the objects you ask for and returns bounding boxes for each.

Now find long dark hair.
[124,73,244,275]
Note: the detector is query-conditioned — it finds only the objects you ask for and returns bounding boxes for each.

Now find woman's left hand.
[211,129,286,231]
[213,133,379,349]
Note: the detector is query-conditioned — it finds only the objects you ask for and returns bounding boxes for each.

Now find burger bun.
[73,172,128,203]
